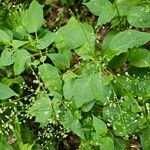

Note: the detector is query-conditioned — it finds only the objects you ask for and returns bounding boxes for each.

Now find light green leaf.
[82,100,95,112]
[55,17,96,53]
[93,115,107,135]
[14,49,31,75]
[100,137,114,150]
[84,0,116,26]
[109,30,150,54]
[128,48,150,68]
[28,93,52,127]
[0,49,14,68]
[37,31,55,49]
[38,64,62,93]
[22,0,43,33]
[0,82,18,100]
[0,29,12,44]
[12,40,27,49]
[128,6,150,28]
[48,53,70,69]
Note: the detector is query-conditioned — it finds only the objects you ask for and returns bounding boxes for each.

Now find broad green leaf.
[0,29,12,44]
[93,116,107,135]
[140,127,150,150]
[128,48,150,67]
[0,49,14,68]
[0,82,18,100]
[37,31,55,49]
[29,93,52,127]
[55,17,96,53]
[72,74,95,108]
[84,0,116,26]
[82,100,95,112]
[48,53,70,69]
[114,138,127,150]
[63,71,78,100]
[38,64,62,93]
[12,40,27,49]
[22,0,43,33]
[109,30,150,54]
[128,6,150,28]
[0,137,13,150]
[14,49,31,75]
[100,137,114,150]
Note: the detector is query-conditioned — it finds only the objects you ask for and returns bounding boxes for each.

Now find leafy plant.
[0,0,150,149]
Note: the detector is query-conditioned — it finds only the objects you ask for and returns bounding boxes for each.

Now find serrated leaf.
[128,6,150,28]
[0,82,18,100]
[22,0,43,33]
[28,93,52,127]
[14,49,31,75]
[93,115,107,135]
[0,29,12,44]
[128,48,150,67]
[37,31,55,49]
[0,49,14,68]
[100,137,114,150]
[109,30,150,54]
[48,53,70,69]
[55,17,96,54]
[38,64,62,93]
[84,0,116,26]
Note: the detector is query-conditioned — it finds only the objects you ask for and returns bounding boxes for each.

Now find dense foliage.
[0,0,150,149]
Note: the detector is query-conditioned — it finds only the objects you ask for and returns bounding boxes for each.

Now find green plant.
[0,0,150,149]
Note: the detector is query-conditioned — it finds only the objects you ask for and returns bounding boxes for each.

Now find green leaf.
[140,127,150,150]
[0,49,14,68]
[84,0,116,26]
[37,31,55,49]
[12,40,27,49]
[0,82,18,100]
[128,6,150,28]
[22,0,43,33]
[0,29,12,44]
[128,48,150,67]
[48,53,70,69]
[29,93,52,127]
[93,115,107,135]
[100,137,114,150]
[72,74,95,108]
[63,71,78,100]
[38,64,62,93]
[14,49,31,75]
[55,17,96,53]
[109,30,150,55]
[82,100,95,112]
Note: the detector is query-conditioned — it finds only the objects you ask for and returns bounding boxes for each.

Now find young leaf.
[0,49,14,68]
[84,0,116,26]
[14,49,31,75]
[38,64,62,93]
[0,29,12,44]
[128,6,150,28]
[37,31,55,49]
[28,93,52,127]
[128,48,150,67]
[12,40,27,49]
[0,82,18,100]
[22,0,43,33]
[109,30,150,54]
